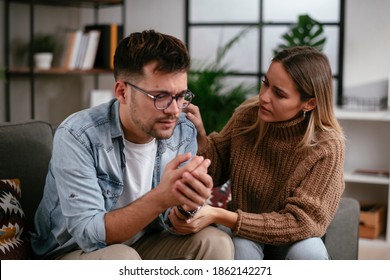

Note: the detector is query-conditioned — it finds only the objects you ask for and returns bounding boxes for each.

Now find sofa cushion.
[0,179,31,259]
[208,180,231,208]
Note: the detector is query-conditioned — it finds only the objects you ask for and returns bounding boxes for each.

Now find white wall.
[343,0,390,88]
[0,0,389,123]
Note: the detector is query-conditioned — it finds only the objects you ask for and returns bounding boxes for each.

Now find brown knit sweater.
[199,101,345,246]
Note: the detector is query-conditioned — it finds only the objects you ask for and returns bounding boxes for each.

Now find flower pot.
[34,52,53,69]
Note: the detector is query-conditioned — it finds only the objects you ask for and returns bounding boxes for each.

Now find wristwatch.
[177,205,201,219]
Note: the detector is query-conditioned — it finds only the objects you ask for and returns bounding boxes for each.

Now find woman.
[170,46,345,260]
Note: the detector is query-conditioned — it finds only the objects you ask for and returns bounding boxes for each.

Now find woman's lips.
[260,105,271,114]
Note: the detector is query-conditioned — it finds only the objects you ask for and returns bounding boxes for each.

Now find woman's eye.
[275,90,285,98]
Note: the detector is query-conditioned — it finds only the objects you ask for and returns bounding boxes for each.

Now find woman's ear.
[303,98,317,112]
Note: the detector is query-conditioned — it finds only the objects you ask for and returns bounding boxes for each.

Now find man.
[31,30,234,260]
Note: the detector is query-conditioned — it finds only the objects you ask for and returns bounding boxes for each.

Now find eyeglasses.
[124,81,195,110]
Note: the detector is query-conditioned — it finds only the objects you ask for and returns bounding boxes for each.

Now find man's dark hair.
[114,29,190,81]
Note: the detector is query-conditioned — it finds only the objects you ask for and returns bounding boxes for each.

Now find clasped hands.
[159,152,214,234]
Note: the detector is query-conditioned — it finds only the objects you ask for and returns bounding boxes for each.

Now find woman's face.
[258,61,312,123]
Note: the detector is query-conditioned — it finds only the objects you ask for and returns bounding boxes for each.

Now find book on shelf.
[81,30,101,70]
[84,23,124,69]
[75,32,89,69]
[62,29,101,70]
[67,29,83,70]
[62,31,75,69]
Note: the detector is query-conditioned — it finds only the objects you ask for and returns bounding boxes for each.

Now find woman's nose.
[259,88,270,103]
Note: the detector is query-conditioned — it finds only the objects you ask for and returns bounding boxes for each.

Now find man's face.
[118,62,188,144]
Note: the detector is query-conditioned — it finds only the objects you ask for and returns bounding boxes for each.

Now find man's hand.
[157,153,213,210]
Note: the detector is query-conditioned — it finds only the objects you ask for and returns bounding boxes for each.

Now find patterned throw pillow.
[207,180,231,208]
[0,179,31,259]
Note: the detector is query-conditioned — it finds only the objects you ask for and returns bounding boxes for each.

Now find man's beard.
[130,95,178,140]
[132,111,178,140]
[148,117,178,139]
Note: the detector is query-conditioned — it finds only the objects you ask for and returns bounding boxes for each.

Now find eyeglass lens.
[155,92,193,110]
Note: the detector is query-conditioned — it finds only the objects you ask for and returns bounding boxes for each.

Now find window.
[185,0,345,105]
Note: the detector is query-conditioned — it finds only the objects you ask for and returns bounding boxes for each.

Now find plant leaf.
[273,14,326,55]
[189,26,258,133]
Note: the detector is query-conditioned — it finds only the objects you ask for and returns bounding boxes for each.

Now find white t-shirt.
[114,138,157,245]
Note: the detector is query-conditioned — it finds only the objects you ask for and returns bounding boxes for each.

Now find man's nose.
[164,98,180,114]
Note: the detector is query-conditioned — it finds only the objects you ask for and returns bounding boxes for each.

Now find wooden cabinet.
[3,0,125,122]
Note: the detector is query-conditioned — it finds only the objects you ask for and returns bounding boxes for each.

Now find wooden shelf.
[4,0,124,121]
[344,172,390,185]
[339,114,390,244]
[8,67,113,75]
[7,0,123,8]
[335,108,390,122]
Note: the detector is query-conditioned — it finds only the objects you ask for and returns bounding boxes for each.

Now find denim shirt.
[30,99,197,259]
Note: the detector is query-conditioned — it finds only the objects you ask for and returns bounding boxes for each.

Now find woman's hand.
[185,104,208,151]
[168,204,216,234]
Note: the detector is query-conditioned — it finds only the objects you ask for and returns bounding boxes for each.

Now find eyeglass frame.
[124,81,195,110]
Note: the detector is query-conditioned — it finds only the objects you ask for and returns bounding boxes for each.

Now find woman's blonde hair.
[237,46,343,150]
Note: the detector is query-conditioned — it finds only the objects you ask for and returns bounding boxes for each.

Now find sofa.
[209,182,360,260]
[0,120,360,259]
[0,120,53,259]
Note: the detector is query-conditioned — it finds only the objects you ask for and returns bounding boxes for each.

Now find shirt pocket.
[97,175,123,210]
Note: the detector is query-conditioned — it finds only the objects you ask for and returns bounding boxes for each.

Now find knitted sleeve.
[233,135,345,245]
[198,100,257,187]
[198,116,234,187]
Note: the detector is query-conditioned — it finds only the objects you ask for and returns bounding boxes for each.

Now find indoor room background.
[1,0,390,124]
[1,0,390,259]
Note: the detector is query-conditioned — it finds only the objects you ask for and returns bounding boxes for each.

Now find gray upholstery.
[0,120,360,259]
[323,197,360,259]
[0,120,53,231]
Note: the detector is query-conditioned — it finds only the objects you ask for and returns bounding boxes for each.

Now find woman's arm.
[168,204,238,234]
[186,104,235,186]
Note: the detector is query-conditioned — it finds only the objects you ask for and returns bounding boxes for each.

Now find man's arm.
[105,153,212,244]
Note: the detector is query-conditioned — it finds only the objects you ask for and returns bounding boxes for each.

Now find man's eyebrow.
[150,89,188,95]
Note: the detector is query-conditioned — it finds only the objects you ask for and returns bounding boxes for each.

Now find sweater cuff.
[232,209,243,236]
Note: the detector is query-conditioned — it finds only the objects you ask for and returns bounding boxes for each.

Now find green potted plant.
[31,34,57,69]
[273,14,326,55]
[188,27,258,133]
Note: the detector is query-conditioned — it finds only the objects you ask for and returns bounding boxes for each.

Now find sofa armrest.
[323,197,360,259]
[0,120,53,231]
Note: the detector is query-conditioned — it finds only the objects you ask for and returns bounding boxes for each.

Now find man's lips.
[158,118,178,124]
[157,118,178,127]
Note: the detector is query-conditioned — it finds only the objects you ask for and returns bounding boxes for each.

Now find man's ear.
[303,98,317,112]
[115,81,127,104]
